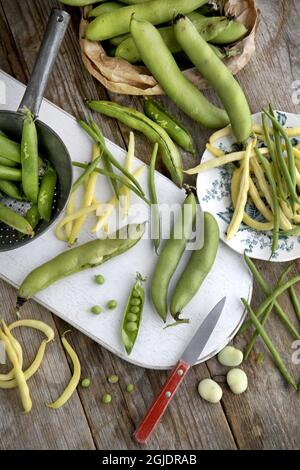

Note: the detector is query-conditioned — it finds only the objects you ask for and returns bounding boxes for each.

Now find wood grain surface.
[0,0,299,450]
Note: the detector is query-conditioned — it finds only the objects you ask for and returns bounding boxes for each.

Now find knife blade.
[133,296,226,444]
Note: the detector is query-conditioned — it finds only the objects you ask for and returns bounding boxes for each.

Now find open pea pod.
[121,273,146,355]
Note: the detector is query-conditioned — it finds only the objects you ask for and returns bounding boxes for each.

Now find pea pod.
[0,134,21,163]
[121,272,146,355]
[116,13,230,63]
[89,2,123,17]
[0,180,23,200]
[170,212,219,318]
[0,165,21,181]
[210,21,248,45]
[174,15,251,142]
[86,100,183,187]
[86,0,208,41]
[130,18,229,130]
[143,98,196,155]
[0,156,19,168]
[17,222,146,306]
[38,165,57,222]
[21,109,39,203]
[151,191,197,322]
[0,202,34,236]
[25,205,40,230]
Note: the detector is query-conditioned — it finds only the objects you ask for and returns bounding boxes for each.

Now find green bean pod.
[210,21,248,45]
[38,165,57,222]
[130,18,229,130]
[148,143,160,254]
[115,13,230,63]
[17,222,146,305]
[0,165,21,181]
[25,205,40,230]
[170,212,219,318]
[174,15,251,142]
[0,134,21,163]
[0,180,23,200]
[0,156,19,168]
[86,100,183,187]
[0,202,33,236]
[151,191,197,322]
[21,110,39,203]
[144,98,196,154]
[121,272,146,355]
[89,2,123,17]
[86,0,208,41]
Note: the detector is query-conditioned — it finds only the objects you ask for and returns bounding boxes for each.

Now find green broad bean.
[0,165,21,181]
[151,191,197,322]
[130,18,229,130]
[121,273,146,355]
[143,98,196,154]
[170,212,219,318]
[60,0,99,5]
[86,0,208,41]
[107,300,118,310]
[89,2,123,18]
[25,205,40,230]
[211,20,248,45]
[86,100,183,187]
[174,15,251,142]
[0,134,21,163]
[17,222,146,304]
[109,33,130,47]
[116,14,230,64]
[0,180,23,200]
[21,109,39,203]
[38,165,57,222]
[0,202,34,236]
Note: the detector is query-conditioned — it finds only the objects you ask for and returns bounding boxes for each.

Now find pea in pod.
[115,13,231,64]
[0,180,23,200]
[17,222,146,306]
[151,191,197,322]
[121,272,146,355]
[86,0,208,41]
[130,18,229,130]
[86,100,183,187]
[25,205,40,230]
[21,109,39,203]
[0,165,21,181]
[0,202,34,236]
[143,98,196,155]
[170,212,219,318]
[174,15,251,142]
[38,165,57,222]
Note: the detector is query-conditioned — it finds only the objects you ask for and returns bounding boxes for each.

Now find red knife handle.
[133,359,190,444]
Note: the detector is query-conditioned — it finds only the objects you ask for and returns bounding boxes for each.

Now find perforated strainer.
[0,9,73,252]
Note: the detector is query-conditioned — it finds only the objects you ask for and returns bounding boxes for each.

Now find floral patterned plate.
[197,111,300,262]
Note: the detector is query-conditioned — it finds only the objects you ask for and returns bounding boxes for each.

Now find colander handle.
[18,9,70,117]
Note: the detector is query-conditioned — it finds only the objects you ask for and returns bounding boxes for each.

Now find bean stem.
[241,254,300,340]
[242,298,297,390]
[72,162,150,205]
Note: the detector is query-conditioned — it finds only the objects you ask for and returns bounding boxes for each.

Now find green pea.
[91,305,102,315]
[126,321,138,333]
[107,300,117,310]
[129,307,140,314]
[126,384,134,393]
[127,313,138,322]
[95,274,105,285]
[108,375,119,384]
[101,393,112,404]
[81,378,91,388]
[130,298,141,306]
[132,289,140,298]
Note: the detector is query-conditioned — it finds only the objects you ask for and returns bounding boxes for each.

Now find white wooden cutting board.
[0,70,252,369]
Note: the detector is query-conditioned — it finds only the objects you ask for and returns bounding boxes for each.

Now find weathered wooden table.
[0,0,299,450]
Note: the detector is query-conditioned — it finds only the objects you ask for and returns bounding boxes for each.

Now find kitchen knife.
[133,296,226,444]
